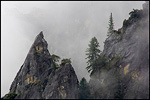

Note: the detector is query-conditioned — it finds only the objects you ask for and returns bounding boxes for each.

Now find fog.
[1,1,144,97]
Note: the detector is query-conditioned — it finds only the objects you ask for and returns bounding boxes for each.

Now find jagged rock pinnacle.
[6,32,79,99]
[9,31,52,98]
[36,31,44,39]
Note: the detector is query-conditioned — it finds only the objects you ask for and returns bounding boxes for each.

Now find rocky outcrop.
[5,31,79,99]
[42,63,79,99]
[89,2,149,99]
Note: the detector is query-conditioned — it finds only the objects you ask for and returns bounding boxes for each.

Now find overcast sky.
[1,1,144,97]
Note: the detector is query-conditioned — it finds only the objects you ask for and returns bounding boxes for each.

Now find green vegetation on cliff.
[79,77,92,99]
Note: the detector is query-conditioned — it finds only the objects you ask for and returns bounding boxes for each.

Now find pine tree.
[79,77,92,99]
[85,37,101,74]
[60,58,71,66]
[51,54,60,68]
[107,13,114,37]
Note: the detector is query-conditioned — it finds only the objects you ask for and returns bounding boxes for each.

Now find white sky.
[1,1,144,97]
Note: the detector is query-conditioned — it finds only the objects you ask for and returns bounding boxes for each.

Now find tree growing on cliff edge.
[79,77,92,99]
[51,54,61,68]
[107,13,114,37]
[86,37,101,74]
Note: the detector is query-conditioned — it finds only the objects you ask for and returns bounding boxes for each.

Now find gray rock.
[42,63,79,99]
[7,31,79,99]
[89,3,149,99]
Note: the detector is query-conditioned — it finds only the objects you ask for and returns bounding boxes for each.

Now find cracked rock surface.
[89,2,149,99]
[7,31,79,99]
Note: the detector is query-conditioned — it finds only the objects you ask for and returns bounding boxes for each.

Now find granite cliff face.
[2,2,149,99]
[89,2,149,99]
[4,32,79,99]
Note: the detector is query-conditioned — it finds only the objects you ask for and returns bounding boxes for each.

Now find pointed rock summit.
[6,32,79,99]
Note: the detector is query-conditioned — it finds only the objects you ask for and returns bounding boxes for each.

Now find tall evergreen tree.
[85,37,101,75]
[107,13,114,36]
[79,77,92,99]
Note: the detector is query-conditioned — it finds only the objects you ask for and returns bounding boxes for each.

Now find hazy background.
[1,1,144,97]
